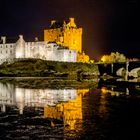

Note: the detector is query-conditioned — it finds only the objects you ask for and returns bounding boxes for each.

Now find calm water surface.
[0,80,140,140]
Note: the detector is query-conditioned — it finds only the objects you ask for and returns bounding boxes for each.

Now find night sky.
[0,0,139,60]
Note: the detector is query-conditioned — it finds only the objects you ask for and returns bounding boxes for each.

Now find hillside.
[0,59,99,80]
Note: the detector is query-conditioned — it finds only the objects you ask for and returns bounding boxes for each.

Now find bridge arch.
[129,67,140,78]
[116,67,126,77]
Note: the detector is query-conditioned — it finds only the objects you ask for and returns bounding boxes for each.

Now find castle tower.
[15,35,25,58]
[44,17,82,53]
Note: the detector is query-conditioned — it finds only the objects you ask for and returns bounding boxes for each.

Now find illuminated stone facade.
[44,18,90,62]
[44,89,89,132]
[0,35,76,64]
[0,18,90,64]
[0,81,90,137]
[0,82,77,114]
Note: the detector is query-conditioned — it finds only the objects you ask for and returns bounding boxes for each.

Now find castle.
[44,18,89,62]
[0,18,89,65]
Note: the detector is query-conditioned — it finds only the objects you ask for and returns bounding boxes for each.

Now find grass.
[0,58,99,80]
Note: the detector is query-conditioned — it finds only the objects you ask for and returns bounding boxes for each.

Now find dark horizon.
[0,0,139,60]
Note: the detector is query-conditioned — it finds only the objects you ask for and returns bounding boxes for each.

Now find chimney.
[1,36,6,44]
[35,37,38,42]
[51,20,56,26]
[19,35,23,39]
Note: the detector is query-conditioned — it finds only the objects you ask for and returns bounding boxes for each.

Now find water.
[0,79,140,140]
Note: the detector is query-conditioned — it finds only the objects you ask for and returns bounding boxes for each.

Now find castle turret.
[51,20,56,26]
[15,35,25,58]
[1,36,6,44]
[67,18,77,28]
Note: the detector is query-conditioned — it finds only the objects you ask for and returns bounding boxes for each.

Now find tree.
[101,52,126,63]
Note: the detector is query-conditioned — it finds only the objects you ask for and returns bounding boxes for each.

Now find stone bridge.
[98,61,140,77]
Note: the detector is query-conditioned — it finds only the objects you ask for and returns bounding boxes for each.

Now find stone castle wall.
[0,43,15,64]
[44,18,90,62]
[44,18,82,53]
[0,35,77,65]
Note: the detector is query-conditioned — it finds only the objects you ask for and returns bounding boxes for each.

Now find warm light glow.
[99,88,107,116]
[101,56,105,62]
[101,87,107,93]
[44,89,89,133]
[101,52,126,63]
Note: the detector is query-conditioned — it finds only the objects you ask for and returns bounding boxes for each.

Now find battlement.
[49,17,77,29]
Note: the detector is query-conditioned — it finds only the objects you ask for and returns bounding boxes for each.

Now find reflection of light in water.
[101,87,129,97]
[0,86,89,138]
[129,78,138,82]
[0,83,15,112]
[101,87,107,94]
[0,82,84,115]
[14,88,77,114]
[126,88,129,95]
[99,86,130,116]
[0,104,6,112]
[0,83,14,104]
[100,87,107,116]
[44,89,89,138]
[15,88,25,114]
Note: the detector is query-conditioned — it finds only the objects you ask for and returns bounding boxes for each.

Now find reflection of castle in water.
[0,82,90,138]
[0,82,79,114]
[44,89,89,131]
[0,81,91,139]
[101,86,129,96]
